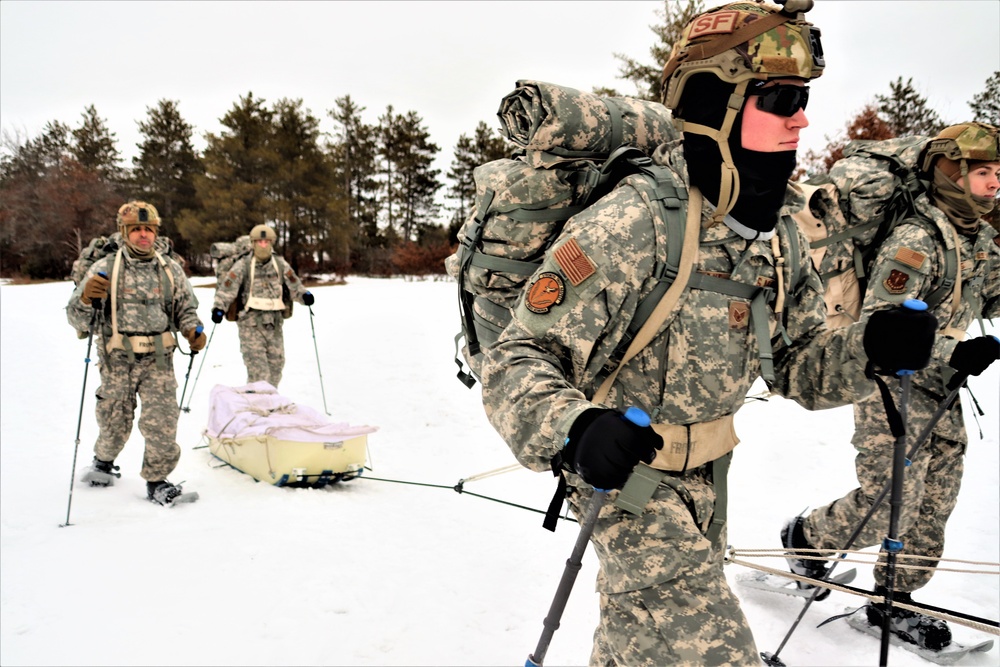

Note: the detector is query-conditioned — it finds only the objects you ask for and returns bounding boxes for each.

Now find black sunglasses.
[754,84,810,117]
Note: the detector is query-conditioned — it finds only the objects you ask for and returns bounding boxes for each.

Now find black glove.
[302,291,314,306]
[562,408,663,490]
[949,336,1000,378]
[863,302,937,376]
[211,308,225,324]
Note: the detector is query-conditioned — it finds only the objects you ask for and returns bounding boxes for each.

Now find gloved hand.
[949,336,1000,378]
[185,327,207,352]
[81,273,110,306]
[211,308,225,324]
[302,291,314,306]
[863,302,937,375]
[562,408,663,490]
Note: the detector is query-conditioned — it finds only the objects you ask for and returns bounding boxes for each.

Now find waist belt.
[245,295,285,311]
[649,413,738,473]
[107,331,176,356]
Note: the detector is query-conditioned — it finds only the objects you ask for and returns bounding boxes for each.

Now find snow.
[1,276,997,667]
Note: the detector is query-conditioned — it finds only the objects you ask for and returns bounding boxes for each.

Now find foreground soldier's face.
[965,162,1000,198]
[741,79,809,153]
[255,239,272,248]
[127,225,156,249]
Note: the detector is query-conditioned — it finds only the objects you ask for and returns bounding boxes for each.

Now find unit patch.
[883,269,910,294]
[553,238,595,286]
[525,272,566,314]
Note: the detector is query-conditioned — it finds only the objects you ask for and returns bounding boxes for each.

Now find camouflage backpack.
[793,135,959,328]
[209,235,252,321]
[445,80,682,387]
[70,232,180,286]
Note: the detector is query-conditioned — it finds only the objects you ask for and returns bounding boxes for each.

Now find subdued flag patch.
[553,238,595,286]
[893,247,926,270]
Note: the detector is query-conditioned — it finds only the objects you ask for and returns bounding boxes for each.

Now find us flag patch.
[893,247,926,270]
[553,238,595,286]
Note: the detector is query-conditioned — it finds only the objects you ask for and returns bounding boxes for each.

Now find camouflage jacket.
[858,198,1000,437]
[211,253,308,320]
[67,248,201,339]
[481,141,872,472]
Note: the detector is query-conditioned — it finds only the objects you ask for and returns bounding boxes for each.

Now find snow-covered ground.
[1,276,997,666]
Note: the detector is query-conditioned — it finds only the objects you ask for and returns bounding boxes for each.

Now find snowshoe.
[865,587,952,651]
[147,480,198,506]
[781,516,833,601]
[80,458,121,487]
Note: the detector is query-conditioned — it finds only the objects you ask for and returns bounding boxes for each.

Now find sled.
[205,382,377,488]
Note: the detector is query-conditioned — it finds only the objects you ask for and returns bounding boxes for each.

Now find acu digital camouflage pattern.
[67,248,202,482]
[498,80,678,168]
[802,193,1000,593]
[212,252,309,387]
[481,141,875,665]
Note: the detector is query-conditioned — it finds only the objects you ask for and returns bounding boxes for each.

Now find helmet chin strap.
[674,79,751,224]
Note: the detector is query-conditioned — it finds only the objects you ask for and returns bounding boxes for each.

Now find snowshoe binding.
[80,458,121,487]
[781,516,833,601]
[865,587,952,651]
[147,480,198,506]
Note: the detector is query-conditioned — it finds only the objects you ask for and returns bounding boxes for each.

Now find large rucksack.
[70,232,180,286]
[445,80,681,387]
[793,135,959,328]
[209,235,252,321]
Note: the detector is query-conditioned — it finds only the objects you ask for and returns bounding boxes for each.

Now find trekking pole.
[308,305,330,415]
[182,320,216,413]
[526,407,650,667]
[178,324,204,413]
[61,282,104,528]
[761,374,969,667]
[763,300,942,666]
[878,372,912,666]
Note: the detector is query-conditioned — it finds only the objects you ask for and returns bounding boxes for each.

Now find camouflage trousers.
[567,468,759,667]
[237,312,285,387]
[93,349,180,482]
[803,386,966,593]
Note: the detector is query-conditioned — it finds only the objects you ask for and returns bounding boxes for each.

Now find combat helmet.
[660,0,825,221]
[921,122,1000,227]
[116,201,160,257]
[249,224,277,242]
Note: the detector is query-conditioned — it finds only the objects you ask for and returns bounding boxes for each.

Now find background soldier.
[68,201,205,506]
[211,224,313,388]
[782,122,1000,651]
[479,2,939,664]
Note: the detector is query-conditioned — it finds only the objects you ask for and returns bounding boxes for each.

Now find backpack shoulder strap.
[592,178,699,406]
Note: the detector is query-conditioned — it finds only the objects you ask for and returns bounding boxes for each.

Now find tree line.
[2,0,997,281]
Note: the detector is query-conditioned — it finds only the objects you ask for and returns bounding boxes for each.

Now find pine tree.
[445,121,509,238]
[71,105,125,186]
[131,99,204,257]
[391,110,442,243]
[968,70,1000,126]
[179,92,279,257]
[328,95,380,271]
[876,77,944,137]
[797,104,894,178]
[611,0,704,101]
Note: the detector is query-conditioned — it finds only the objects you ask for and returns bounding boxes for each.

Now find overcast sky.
[2,0,998,178]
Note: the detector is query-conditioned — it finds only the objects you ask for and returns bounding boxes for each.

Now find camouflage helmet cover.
[249,224,277,242]
[116,201,160,231]
[920,122,1000,175]
[661,0,825,110]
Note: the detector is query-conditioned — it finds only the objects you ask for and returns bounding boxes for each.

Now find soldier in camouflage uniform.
[68,201,205,505]
[784,123,1000,651]
[480,3,939,665]
[210,224,312,388]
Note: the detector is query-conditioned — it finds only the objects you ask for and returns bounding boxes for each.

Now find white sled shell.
[205,382,377,486]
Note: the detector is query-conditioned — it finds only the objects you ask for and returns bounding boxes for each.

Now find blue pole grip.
[622,406,651,428]
[196,325,204,335]
[902,298,927,311]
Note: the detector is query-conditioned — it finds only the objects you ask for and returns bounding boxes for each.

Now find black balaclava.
[679,74,797,235]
